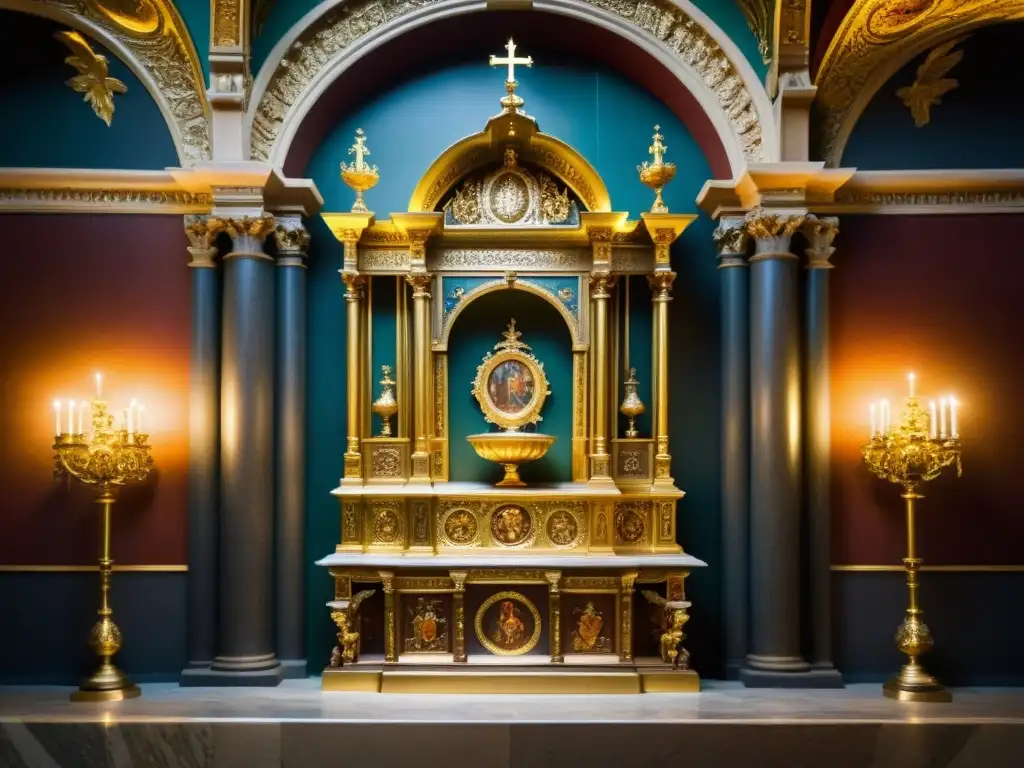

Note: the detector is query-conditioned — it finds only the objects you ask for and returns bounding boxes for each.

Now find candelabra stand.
[861,394,961,702]
[53,399,153,702]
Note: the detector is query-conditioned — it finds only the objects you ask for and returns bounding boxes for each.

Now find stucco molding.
[814,0,1024,168]
[247,0,776,174]
[1,0,211,165]
[695,162,856,219]
[812,169,1024,216]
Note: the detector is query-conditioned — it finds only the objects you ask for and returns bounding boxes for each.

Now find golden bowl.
[639,162,676,189]
[466,432,557,487]
[340,167,380,213]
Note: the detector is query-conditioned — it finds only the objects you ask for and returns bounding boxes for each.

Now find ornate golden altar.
[316,44,705,693]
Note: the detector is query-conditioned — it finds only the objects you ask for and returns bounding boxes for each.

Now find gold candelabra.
[372,364,398,437]
[861,374,961,702]
[638,124,676,214]
[52,377,153,701]
[340,128,379,213]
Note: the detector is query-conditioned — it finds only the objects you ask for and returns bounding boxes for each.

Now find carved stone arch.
[436,279,582,352]
[814,0,1024,167]
[247,0,776,175]
[0,0,211,164]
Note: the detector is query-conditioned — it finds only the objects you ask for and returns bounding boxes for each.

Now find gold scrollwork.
[395,577,452,591]
[466,569,546,583]
[596,512,608,542]
[615,502,651,545]
[659,501,674,539]
[473,590,542,656]
[371,446,402,477]
[370,502,405,545]
[562,576,619,591]
[55,30,127,126]
[545,510,580,548]
[438,502,485,547]
[342,502,360,542]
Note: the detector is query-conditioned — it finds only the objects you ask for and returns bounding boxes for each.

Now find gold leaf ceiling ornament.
[895,36,965,127]
[249,0,770,170]
[55,29,127,126]
[814,0,1024,167]
[6,0,211,162]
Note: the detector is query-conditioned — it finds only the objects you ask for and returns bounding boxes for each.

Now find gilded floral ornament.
[896,37,965,127]
[815,0,1023,166]
[55,30,126,126]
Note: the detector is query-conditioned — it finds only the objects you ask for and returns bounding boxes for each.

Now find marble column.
[714,217,750,680]
[741,208,811,687]
[803,215,844,686]
[273,217,309,679]
[181,216,220,681]
[209,215,282,684]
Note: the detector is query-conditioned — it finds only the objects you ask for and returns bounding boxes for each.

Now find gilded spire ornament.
[638,125,677,214]
[55,30,127,127]
[340,128,380,213]
[489,37,533,113]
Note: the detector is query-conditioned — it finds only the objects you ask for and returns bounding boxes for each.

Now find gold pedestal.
[883,664,951,703]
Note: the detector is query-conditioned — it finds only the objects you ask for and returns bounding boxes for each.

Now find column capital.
[544,570,562,593]
[184,214,218,268]
[649,271,676,302]
[589,273,614,299]
[406,273,432,299]
[743,207,805,261]
[342,272,365,301]
[713,218,750,268]
[802,214,839,270]
[208,214,275,259]
[273,217,310,268]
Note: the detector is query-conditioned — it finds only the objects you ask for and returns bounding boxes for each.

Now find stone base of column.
[279,659,308,679]
[180,663,284,687]
[741,656,844,689]
[724,658,744,680]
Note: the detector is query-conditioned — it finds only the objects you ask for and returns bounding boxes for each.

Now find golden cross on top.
[490,38,532,84]
[348,128,370,171]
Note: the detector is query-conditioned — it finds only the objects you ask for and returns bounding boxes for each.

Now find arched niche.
[445,288,574,485]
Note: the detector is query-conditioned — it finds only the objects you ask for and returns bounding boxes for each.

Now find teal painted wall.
[303,54,724,672]
[177,0,210,80]
[447,290,574,485]
[0,12,178,169]
[251,1,766,78]
[842,25,1024,169]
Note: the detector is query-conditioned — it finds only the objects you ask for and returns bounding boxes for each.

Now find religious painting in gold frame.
[471,319,551,431]
[474,590,542,656]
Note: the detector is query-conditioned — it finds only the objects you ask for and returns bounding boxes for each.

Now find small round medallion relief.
[546,510,579,547]
[490,504,533,546]
[373,509,401,543]
[489,172,529,223]
[615,508,646,544]
[443,509,478,545]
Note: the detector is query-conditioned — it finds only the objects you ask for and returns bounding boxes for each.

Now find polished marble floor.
[1,681,1022,767]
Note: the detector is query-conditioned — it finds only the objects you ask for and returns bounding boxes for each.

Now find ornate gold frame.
[474,590,542,656]
[471,320,551,431]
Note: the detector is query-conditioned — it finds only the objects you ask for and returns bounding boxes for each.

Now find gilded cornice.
[814,0,1024,167]
[31,0,212,163]
[0,169,212,213]
[695,162,856,218]
[249,0,769,166]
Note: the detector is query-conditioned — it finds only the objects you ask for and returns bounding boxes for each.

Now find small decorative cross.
[348,128,370,171]
[649,125,667,166]
[489,38,533,84]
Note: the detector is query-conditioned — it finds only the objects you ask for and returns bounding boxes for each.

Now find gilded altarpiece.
[318,65,705,693]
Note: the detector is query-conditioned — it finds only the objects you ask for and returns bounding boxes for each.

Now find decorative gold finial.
[340,128,380,213]
[372,364,398,437]
[638,124,677,214]
[489,37,533,113]
[494,318,529,353]
[620,367,646,438]
[55,30,127,127]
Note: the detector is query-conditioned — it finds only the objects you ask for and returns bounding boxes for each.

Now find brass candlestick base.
[70,490,141,702]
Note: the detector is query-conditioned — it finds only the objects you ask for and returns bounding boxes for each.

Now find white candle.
[54,400,61,436]
[870,402,877,438]
[137,405,145,434]
[950,396,958,437]
[908,373,916,398]
[939,398,948,438]
[67,400,75,435]
[78,402,86,435]
[128,399,135,434]
[929,401,937,439]
[95,372,102,399]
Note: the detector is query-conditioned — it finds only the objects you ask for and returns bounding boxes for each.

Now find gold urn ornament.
[620,367,646,438]
[638,124,676,214]
[340,128,379,213]
[372,364,398,437]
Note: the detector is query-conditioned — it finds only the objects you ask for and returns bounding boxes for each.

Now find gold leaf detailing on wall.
[451,181,482,224]
[0,186,210,213]
[213,0,241,47]
[250,0,765,163]
[737,0,773,64]
[895,37,965,127]
[55,30,126,126]
[814,0,1023,167]
[51,0,211,162]
[538,173,570,223]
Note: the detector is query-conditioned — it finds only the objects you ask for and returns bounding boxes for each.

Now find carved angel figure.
[54,30,127,126]
[896,38,965,128]
[641,590,690,669]
[329,589,375,667]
